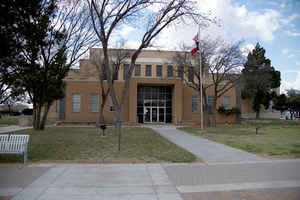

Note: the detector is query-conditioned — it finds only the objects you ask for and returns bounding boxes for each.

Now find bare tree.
[173,44,212,126]
[88,0,209,150]
[90,43,130,125]
[173,38,244,127]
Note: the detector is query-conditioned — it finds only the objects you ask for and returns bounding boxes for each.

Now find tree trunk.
[213,99,217,127]
[33,105,42,130]
[115,109,122,152]
[40,103,51,130]
[98,103,105,125]
[256,111,260,119]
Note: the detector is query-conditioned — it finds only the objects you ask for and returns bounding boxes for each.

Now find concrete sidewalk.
[8,164,181,200]
[0,160,300,200]
[0,126,32,134]
[152,127,265,163]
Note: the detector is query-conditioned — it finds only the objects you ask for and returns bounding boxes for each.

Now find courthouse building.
[49,48,244,125]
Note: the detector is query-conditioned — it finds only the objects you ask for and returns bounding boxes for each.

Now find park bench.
[0,134,30,164]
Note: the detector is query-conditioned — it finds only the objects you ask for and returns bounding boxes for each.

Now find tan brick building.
[49,48,242,125]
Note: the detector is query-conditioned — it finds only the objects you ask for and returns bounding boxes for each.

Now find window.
[113,64,118,80]
[207,96,215,114]
[223,96,231,109]
[56,100,60,112]
[90,94,99,112]
[191,96,198,113]
[156,65,162,77]
[135,64,141,76]
[123,64,129,80]
[188,66,194,82]
[109,97,115,112]
[146,65,152,76]
[178,66,183,79]
[100,64,107,80]
[72,94,80,112]
[167,65,173,77]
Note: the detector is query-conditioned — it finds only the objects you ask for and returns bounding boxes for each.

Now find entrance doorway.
[137,86,172,123]
[144,107,166,123]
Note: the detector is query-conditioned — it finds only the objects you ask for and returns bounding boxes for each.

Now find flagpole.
[198,24,203,130]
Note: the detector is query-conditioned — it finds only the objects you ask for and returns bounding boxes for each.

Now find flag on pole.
[191,34,199,55]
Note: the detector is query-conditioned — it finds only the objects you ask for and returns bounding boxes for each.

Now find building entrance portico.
[137,86,172,123]
[144,106,166,123]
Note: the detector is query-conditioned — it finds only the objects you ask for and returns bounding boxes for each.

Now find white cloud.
[119,25,135,37]
[282,49,289,55]
[198,0,281,41]
[282,49,299,59]
[280,71,300,93]
[296,61,300,66]
[288,54,296,58]
[124,40,140,49]
[286,30,300,37]
[241,43,255,57]
[280,13,300,25]
[154,0,282,49]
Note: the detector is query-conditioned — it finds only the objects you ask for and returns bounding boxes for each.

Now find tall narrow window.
[156,65,162,77]
[123,64,129,80]
[188,66,194,82]
[191,96,198,113]
[223,96,231,109]
[90,94,99,112]
[167,65,173,77]
[178,66,183,79]
[101,65,107,80]
[109,97,115,112]
[56,100,60,112]
[135,64,141,76]
[207,96,215,114]
[72,94,80,112]
[113,64,118,80]
[146,65,152,76]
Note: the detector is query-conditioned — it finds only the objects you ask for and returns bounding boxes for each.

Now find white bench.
[0,134,30,164]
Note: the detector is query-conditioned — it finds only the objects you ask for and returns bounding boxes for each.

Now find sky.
[115,0,300,93]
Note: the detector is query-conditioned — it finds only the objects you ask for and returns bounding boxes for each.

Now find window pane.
[135,64,141,76]
[101,65,107,80]
[191,96,198,113]
[113,65,118,80]
[167,65,173,77]
[90,94,99,112]
[188,66,194,82]
[72,94,80,112]
[208,96,215,114]
[223,96,231,109]
[56,100,60,112]
[178,66,183,79]
[123,64,129,80]
[146,65,152,76]
[109,97,115,111]
[156,65,162,77]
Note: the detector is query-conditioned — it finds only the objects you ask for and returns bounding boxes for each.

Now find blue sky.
[115,0,300,93]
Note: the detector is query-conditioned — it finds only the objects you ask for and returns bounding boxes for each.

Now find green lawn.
[0,116,19,126]
[179,119,300,159]
[0,127,196,163]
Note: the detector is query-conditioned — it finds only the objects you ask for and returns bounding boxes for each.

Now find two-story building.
[48,48,242,125]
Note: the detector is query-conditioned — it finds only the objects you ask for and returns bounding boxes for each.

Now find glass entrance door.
[144,106,165,123]
[137,86,172,123]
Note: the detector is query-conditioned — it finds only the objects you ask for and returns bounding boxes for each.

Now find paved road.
[152,127,265,163]
[0,126,32,134]
[0,160,299,200]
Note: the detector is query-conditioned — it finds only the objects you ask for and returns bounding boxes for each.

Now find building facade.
[48,48,241,125]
